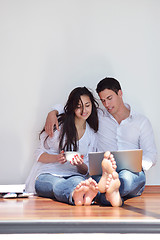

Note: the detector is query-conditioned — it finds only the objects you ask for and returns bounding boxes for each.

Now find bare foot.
[72,180,90,206]
[105,171,122,207]
[83,178,99,206]
[98,151,117,193]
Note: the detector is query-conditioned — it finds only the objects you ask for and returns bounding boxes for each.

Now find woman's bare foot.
[83,178,99,206]
[72,180,90,206]
[98,151,117,193]
[105,171,122,207]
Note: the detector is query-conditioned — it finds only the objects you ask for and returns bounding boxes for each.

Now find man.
[45,77,157,204]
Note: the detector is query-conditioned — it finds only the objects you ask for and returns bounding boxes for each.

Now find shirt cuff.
[142,159,153,171]
[51,104,64,115]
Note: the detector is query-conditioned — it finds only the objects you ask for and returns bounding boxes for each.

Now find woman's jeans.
[92,169,146,206]
[35,174,86,205]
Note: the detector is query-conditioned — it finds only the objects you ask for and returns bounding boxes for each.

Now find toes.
[88,178,93,184]
[110,157,116,164]
[110,154,114,160]
[88,178,98,187]
[76,181,85,189]
[106,180,110,185]
[91,179,98,187]
[104,151,111,159]
[112,171,119,179]
[108,174,112,179]
[106,184,110,189]
[110,158,116,164]
[75,184,81,190]
[84,179,90,186]
[105,174,113,188]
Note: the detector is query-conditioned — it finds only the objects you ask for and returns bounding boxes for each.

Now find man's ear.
[118,90,123,97]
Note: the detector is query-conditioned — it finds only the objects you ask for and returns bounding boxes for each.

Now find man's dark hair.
[96,77,121,95]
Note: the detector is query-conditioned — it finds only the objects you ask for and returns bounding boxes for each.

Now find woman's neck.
[75,118,86,140]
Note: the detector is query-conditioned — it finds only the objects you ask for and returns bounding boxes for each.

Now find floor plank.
[0,186,160,233]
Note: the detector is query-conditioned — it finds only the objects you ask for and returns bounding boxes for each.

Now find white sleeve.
[51,104,64,115]
[140,118,157,171]
[34,131,58,162]
[84,125,98,153]
[88,131,98,153]
[25,131,59,193]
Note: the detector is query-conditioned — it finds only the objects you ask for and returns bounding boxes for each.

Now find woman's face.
[74,95,92,121]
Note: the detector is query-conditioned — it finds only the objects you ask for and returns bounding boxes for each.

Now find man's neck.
[111,104,130,124]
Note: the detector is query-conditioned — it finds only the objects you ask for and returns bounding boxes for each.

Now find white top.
[25,123,97,193]
[96,105,157,171]
[53,104,157,171]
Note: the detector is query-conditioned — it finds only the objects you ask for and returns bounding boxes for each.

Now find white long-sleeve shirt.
[25,123,97,193]
[53,104,157,171]
[97,105,157,171]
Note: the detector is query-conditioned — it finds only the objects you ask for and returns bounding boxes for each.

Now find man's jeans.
[92,170,146,205]
[35,173,85,205]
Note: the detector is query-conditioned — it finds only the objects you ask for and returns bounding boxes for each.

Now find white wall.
[0,0,159,185]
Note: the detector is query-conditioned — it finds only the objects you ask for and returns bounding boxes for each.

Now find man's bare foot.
[72,180,90,206]
[105,171,122,207]
[83,178,99,206]
[98,151,117,193]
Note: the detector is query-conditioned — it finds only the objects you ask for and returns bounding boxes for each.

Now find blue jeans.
[35,173,86,205]
[92,170,146,206]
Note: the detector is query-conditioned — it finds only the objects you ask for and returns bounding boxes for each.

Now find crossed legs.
[35,173,98,206]
[35,151,122,207]
[73,151,122,207]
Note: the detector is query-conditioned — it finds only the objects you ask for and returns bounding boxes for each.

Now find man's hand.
[45,110,59,137]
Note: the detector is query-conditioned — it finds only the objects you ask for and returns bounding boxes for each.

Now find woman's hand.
[70,154,84,166]
[56,150,67,164]
[70,155,88,175]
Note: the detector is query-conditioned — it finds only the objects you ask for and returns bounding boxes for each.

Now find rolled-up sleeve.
[34,131,56,162]
[140,118,157,171]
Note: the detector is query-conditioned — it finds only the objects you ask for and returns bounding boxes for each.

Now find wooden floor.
[0,186,160,234]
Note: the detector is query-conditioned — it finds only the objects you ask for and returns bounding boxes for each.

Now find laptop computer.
[89,149,143,175]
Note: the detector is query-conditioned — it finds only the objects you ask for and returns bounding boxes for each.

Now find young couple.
[25,77,157,207]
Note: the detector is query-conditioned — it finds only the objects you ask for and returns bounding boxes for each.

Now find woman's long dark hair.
[58,87,99,151]
[41,87,99,152]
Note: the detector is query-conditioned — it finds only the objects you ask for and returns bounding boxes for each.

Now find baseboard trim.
[1,220,160,234]
[144,185,160,194]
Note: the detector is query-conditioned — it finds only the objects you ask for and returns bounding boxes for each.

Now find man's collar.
[103,103,135,119]
[124,103,135,119]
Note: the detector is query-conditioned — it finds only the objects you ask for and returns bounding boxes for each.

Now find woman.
[25,87,99,206]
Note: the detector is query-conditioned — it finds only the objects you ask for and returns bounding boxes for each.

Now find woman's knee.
[35,179,54,198]
[67,176,86,187]
[35,174,61,198]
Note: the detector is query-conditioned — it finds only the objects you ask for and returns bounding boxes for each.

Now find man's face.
[98,89,123,116]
